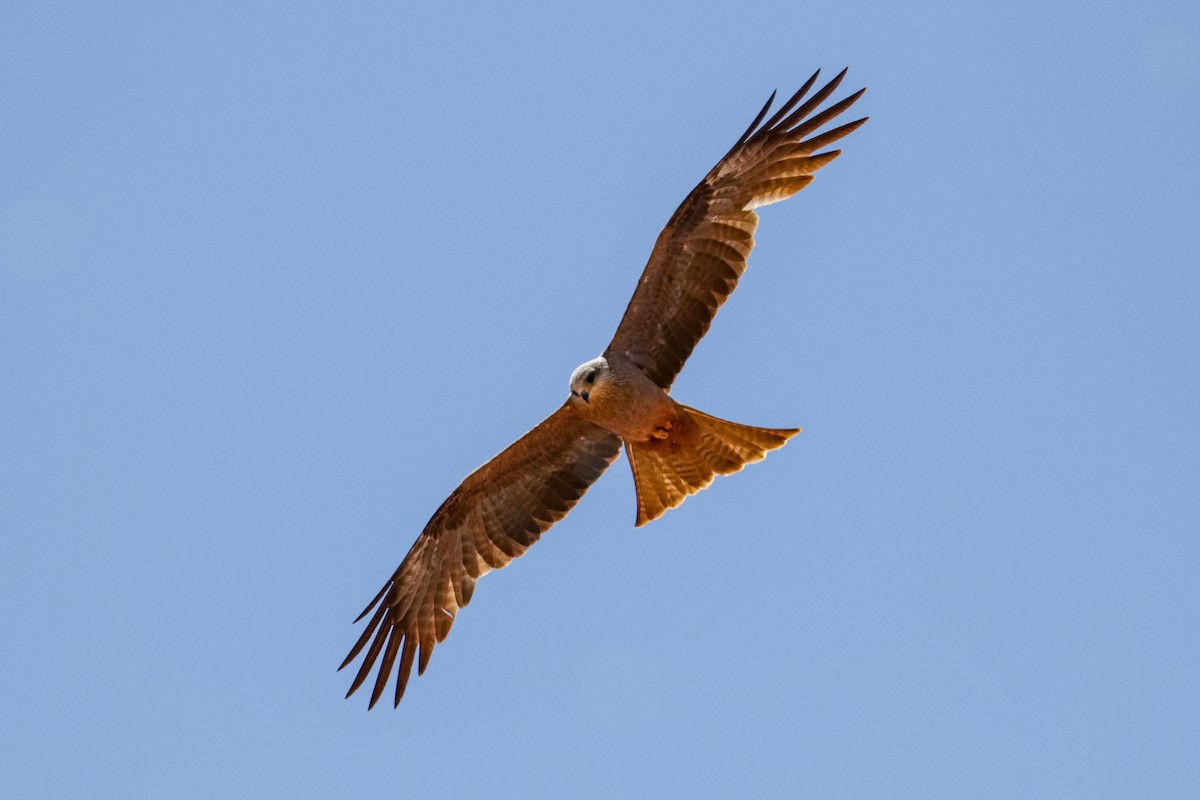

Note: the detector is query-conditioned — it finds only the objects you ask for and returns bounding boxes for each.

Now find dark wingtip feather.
[790,89,867,141]
[339,601,388,672]
[840,115,870,136]
[798,115,870,155]
[759,68,822,133]
[418,639,434,676]
[736,89,777,145]
[393,638,417,707]
[777,68,850,132]
[353,580,390,624]
[344,618,390,702]
[368,628,401,709]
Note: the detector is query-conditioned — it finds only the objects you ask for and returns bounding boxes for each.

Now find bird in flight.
[341,68,867,708]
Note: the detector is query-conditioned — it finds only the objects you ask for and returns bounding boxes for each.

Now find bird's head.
[568,357,609,404]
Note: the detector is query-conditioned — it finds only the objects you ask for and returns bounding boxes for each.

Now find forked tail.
[625,405,799,527]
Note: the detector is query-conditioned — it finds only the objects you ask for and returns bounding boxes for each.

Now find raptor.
[342,68,867,708]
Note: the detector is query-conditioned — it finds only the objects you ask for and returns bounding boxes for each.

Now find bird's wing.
[604,68,867,389]
[340,401,621,708]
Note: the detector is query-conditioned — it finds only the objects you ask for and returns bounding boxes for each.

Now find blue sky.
[2,1,1198,797]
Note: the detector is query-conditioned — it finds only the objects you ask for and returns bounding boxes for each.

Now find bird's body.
[341,69,868,707]
[569,355,674,442]
[569,353,800,525]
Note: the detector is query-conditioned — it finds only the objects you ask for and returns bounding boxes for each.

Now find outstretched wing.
[604,68,868,389]
[340,401,621,708]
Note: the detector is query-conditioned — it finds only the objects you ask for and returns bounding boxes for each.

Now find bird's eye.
[585,372,596,385]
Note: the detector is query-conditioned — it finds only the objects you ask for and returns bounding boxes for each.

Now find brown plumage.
[342,69,867,707]
[605,68,866,389]
[341,403,619,708]
[626,406,800,527]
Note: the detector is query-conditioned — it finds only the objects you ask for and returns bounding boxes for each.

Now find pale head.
[568,356,609,403]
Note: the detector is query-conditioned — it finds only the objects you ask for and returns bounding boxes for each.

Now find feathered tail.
[625,405,799,526]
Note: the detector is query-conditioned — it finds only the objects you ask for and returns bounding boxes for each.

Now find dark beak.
[580,391,589,403]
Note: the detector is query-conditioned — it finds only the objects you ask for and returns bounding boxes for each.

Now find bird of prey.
[341,68,867,708]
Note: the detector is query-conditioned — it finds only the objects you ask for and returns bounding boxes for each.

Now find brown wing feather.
[340,401,620,708]
[605,68,868,389]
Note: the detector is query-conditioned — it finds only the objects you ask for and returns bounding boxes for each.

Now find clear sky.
[2,1,1198,797]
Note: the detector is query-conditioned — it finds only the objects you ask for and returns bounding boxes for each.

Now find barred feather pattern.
[606,69,867,389]
[340,402,620,708]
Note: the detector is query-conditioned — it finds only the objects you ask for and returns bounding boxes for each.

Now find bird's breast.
[579,379,678,443]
